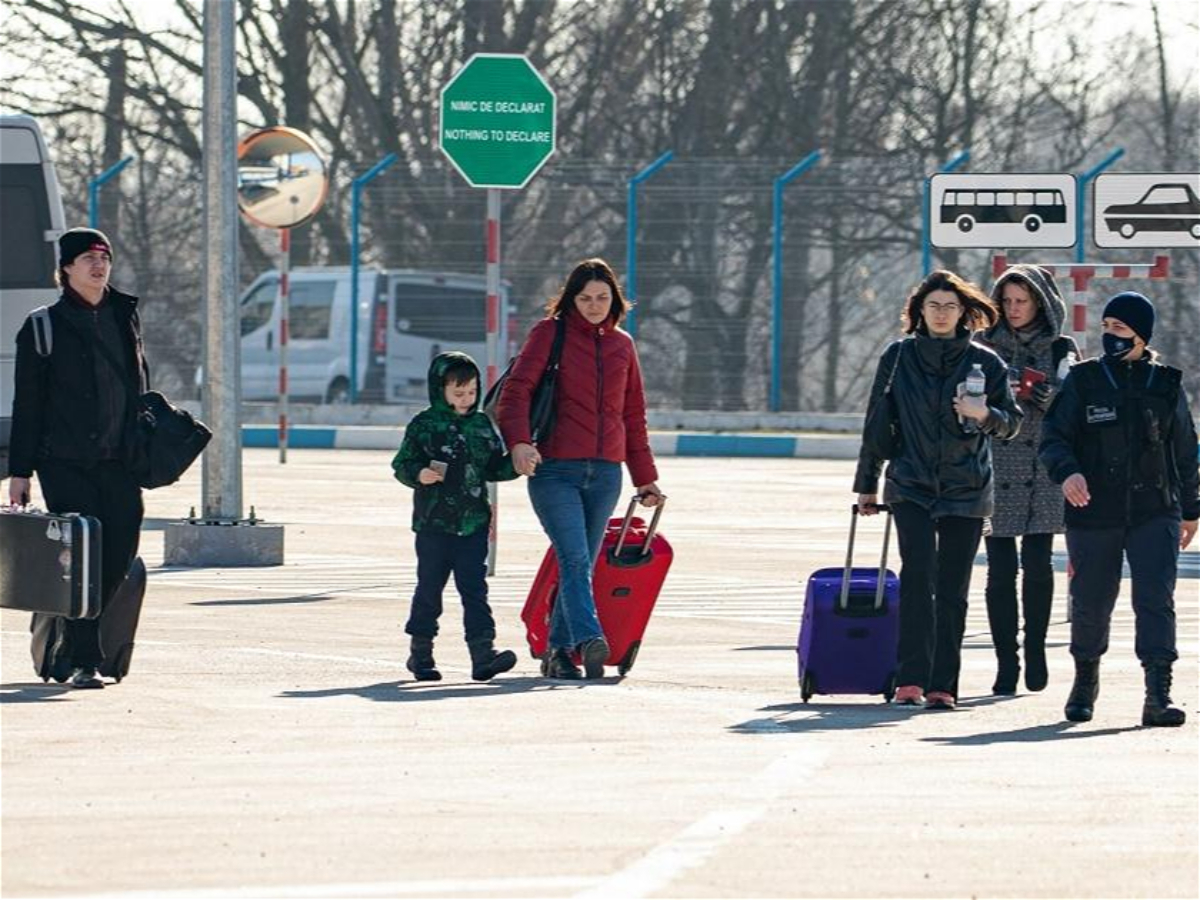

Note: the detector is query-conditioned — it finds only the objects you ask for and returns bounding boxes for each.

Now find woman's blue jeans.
[528,459,623,651]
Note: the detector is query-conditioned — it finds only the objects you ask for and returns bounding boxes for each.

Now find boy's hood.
[427,351,482,412]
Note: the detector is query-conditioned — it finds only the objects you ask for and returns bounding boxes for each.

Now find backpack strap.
[30,306,53,358]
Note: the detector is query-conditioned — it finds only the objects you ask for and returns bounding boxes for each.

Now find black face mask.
[1102,332,1137,361]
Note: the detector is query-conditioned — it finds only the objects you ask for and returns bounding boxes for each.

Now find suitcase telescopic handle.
[613,494,666,558]
[841,503,892,611]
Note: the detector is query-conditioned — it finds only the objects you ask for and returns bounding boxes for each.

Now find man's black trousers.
[38,459,143,668]
[1066,515,1179,663]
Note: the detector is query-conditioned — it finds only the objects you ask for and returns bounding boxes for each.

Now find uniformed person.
[1039,291,1199,726]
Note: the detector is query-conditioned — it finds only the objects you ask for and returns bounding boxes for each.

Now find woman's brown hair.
[901,269,999,334]
[544,257,631,326]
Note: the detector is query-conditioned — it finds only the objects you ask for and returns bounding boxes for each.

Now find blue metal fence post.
[770,149,822,413]
[88,156,134,229]
[1076,148,1125,262]
[349,153,398,402]
[625,151,674,337]
[921,150,970,276]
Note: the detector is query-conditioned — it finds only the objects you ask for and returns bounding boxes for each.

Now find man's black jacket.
[9,288,148,478]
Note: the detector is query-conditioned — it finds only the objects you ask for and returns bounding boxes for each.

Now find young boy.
[392,352,521,682]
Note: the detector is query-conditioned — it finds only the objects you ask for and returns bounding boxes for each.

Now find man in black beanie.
[1039,290,1199,727]
[4,226,148,689]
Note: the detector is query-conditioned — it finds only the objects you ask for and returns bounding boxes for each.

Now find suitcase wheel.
[800,671,815,703]
[883,673,897,703]
[617,640,641,676]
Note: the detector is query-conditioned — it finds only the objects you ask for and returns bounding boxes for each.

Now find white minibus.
[0,115,66,478]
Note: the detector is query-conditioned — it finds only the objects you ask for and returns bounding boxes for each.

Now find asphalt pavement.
[2,452,1197,899]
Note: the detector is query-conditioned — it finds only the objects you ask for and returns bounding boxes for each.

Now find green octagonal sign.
[440,54,556,189]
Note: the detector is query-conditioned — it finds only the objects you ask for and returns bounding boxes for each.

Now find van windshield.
[240,279,277,335]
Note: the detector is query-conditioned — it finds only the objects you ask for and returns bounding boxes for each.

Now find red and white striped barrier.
[278,228,291,464]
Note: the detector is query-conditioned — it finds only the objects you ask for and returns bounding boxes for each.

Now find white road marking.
[575,746,827,899]
[82,875,597,899]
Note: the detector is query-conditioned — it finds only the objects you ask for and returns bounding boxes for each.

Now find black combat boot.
[406,636,442,682]
[467,638,517,682]
[1141,661,1186,727]
[1064,657,1100,722]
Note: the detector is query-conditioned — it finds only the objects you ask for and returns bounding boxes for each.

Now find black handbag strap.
[883,340,904,395]
[545,315,567,373]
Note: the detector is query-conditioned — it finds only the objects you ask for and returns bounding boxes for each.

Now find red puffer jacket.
[497,310,658,487]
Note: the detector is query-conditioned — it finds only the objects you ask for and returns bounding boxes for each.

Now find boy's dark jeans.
[405,529,496,643]
[893,502,984,696]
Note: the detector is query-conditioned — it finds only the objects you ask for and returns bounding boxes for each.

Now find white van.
[0,115,66,478]
[231,267,512,404]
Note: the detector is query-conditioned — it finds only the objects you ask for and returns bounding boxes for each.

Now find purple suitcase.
[797,505,900,702]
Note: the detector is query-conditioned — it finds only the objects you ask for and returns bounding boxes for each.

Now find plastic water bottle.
[962,363,986,434]
[1057,351,1076,383]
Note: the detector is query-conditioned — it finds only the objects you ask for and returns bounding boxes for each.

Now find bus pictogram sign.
[931,173,1076,248]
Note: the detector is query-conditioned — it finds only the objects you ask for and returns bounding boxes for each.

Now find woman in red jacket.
[498,258,662,680]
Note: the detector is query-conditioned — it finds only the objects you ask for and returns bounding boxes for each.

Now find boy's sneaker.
[925,691,956,710]
[579,637,609,680]
[894,684,924,706]
[467,638,517,682]
[543,648,582,680]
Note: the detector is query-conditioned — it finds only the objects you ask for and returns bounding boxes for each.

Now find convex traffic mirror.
[236,127,327,229]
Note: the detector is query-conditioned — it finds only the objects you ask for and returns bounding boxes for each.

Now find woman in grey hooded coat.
[980,265,1079,695]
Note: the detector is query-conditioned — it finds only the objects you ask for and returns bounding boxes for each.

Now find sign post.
[440,53,556,573]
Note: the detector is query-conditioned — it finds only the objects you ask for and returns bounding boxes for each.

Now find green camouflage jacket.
[391,352,518,535]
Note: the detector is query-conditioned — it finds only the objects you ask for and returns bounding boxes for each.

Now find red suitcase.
[522,496,671,675]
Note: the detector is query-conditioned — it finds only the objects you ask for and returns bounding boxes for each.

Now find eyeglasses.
[923,301,962,314]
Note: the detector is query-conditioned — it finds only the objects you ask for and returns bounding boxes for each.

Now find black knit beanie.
[1102,291,1154,344]
[58,227,113,268]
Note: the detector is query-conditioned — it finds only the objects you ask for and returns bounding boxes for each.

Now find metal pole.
[625,151,673,337]
[1076,148,1125,263]
[87,157,133,229]
[349,153,398,402]
[277,229,291,463]
[770,149,822,413]
[486,188,501,575]
[922,150,971,275]
[200,0,240,521]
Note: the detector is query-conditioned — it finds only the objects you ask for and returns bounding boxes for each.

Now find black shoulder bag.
[862,340,905,460]
[484,316,567,444]
[84,317,213,490]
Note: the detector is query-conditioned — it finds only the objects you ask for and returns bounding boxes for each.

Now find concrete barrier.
[241,425,861,459]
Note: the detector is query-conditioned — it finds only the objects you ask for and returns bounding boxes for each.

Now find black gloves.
[1030,380,1055,412]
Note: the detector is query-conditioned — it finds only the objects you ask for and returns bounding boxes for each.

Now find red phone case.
[1018,367,1047,400]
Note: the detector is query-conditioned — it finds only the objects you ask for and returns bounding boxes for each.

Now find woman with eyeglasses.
[854,270,1022,709]
[497,258,662,680]
[978,266,1079,696]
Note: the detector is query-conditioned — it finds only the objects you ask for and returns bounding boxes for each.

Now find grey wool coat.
[980,265,1079,537]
